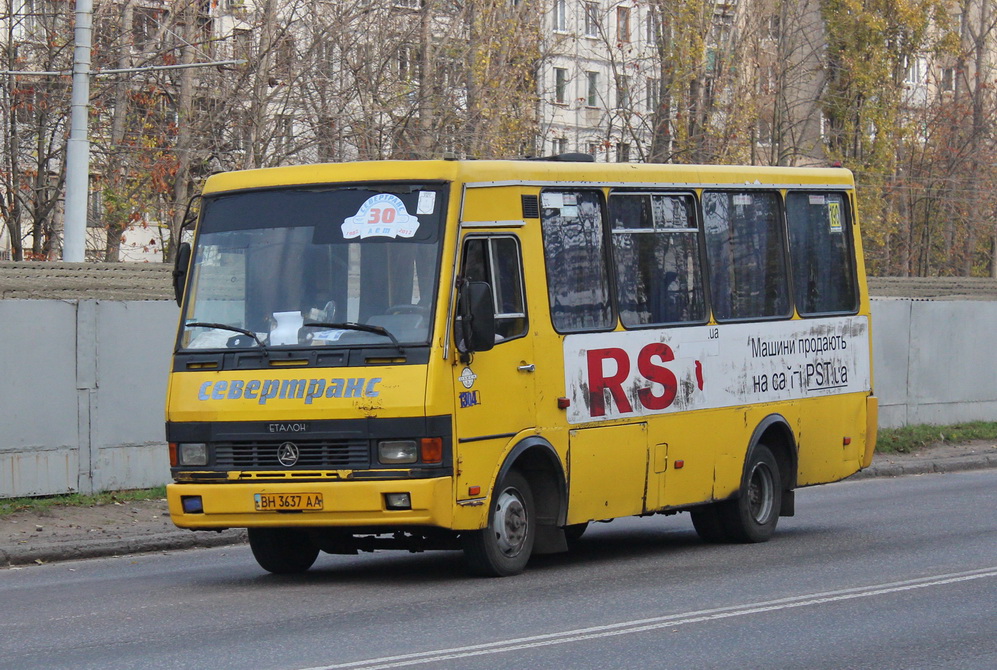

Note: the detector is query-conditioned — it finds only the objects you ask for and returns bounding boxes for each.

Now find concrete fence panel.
[1,300,178,498]
[2,297,997,497]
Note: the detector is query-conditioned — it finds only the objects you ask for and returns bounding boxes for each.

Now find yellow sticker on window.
[828,201,843,234]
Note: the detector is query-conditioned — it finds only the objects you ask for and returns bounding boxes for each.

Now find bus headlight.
[378,440,418,464]
[177,442,209,466]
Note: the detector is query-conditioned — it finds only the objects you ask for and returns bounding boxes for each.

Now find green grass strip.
[877,421,997,454]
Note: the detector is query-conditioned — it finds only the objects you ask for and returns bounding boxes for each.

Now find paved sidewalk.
[2,442,996,568]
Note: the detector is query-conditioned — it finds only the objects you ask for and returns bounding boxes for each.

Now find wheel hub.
[493,489,528,557]
[747,462,775,523]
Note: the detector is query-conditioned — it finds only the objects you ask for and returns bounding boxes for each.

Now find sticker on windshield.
[417,191,436,215]
[342,194,420,239]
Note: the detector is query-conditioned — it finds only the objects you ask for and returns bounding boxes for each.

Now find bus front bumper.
[166,477,454,530]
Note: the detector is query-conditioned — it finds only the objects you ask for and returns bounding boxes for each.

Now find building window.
[273,115,294,155]
[398,44,419,80]
[617,6,631,43]
[616,142,630,162]
[584,2,600,37]
[87,189,103,228]
[646,77,659,113]
[586,71,599,107]
[587,142,601,158]
[316,116,337,162]
[941,67,955,92]
[13,86,37,124]
[767,14,781,40]
[646,8,658,45]
[904,55,927,86]
[133,7,164,52]
[616,74,630,109]
[552,137,568,154]
[233,28,253,61]
[553,0,567,32]
[554,67,568,104]
[273,35,295,79]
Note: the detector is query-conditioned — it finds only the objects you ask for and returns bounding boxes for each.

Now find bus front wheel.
[462,471,536,577]
[248,527,320,574]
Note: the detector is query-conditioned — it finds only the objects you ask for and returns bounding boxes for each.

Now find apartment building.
[2,0,993,261]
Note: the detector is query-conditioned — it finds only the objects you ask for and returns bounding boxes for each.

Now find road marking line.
[298,566,997,670]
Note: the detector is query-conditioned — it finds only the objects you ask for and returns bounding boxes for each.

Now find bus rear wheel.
[719,444,782,543]
[462,471,535,577]
[248,527,320,574]
[691,444,782,544]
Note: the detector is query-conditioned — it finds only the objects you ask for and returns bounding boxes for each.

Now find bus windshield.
[179,183,446,351]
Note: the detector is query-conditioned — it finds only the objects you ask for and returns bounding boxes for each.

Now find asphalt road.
[2,470,995,670]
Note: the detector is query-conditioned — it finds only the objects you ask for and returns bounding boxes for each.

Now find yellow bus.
[167,157,877,576]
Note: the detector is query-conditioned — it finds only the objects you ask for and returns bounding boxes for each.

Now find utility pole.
[62,0,92,262]
[4,4,243,262]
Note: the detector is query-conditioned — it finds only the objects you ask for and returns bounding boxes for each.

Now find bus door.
[451,233,536,495]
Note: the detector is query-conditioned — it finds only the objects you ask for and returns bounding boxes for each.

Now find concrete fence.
[2,298,996,498]
[1,300,178,499]
[871,298,997,429]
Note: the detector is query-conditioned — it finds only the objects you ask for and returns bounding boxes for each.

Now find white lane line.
[296,566,997,670]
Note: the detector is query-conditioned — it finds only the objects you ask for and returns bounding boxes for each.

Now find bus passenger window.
[703,191,790,321]
[460,236,527,342]
[609,193,706,326]
[786,192,858,315]
[540,190,614,332]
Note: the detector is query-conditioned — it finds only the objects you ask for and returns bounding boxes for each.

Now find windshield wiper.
[185,322,269,357]
[302,322,404,356]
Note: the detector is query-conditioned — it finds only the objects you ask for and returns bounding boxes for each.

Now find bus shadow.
[203,518,827,588]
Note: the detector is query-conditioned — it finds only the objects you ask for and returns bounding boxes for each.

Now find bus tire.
[248,527,320,574]
[462,471,535,577]
[719,443,782,543]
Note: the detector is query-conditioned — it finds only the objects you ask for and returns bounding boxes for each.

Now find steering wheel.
[386,304,428,315]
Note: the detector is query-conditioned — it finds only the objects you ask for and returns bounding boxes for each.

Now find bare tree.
[0,0,70,260]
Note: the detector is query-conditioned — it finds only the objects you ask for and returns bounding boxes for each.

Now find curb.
[850,454,997,480]
[1,529,247,568]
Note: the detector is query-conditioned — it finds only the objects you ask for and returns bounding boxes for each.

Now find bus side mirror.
[457,281,495,357]
[173,242,192,307]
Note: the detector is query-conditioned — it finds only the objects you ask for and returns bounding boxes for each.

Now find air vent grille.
[214,438,370,469]
[521,195,540,219]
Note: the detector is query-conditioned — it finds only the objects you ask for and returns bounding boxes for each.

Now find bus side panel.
[566,423,648,524]
[796,392,870,485]
[646,412,717,509]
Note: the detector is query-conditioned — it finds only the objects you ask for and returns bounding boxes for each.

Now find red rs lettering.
[586,348,633,417]
[637,343,677,410]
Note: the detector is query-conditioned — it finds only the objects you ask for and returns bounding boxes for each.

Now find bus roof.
[201,160,855,196]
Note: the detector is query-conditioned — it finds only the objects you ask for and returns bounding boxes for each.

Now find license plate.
[254,493,323,511]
